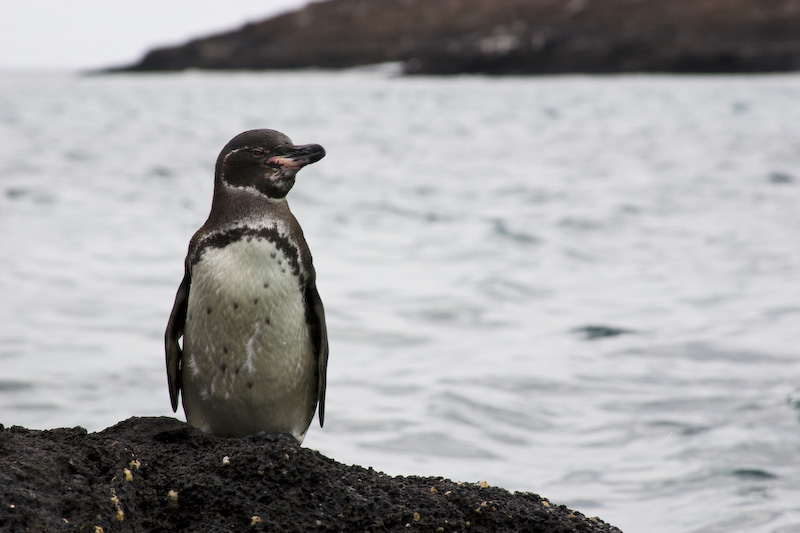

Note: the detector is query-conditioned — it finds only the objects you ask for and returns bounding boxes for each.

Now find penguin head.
[215,129,326,199]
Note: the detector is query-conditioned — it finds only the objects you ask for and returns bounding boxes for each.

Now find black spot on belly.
[207,307,212,315]
[253,298,259,305]
[220,363,227,372]
[223,346,228,354]
[233,302,239,310]
[247,382,253,389]
[235,367,240,375]
[270,252,276,259]
[263,282,269,289]
[265,317,271,325]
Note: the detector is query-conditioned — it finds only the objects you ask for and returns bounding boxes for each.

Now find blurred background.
[2,2,800,532]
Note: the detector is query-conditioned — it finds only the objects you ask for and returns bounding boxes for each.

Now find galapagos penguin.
[165,129,328,443]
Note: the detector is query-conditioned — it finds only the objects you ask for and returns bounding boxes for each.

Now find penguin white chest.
[182,237,316,440]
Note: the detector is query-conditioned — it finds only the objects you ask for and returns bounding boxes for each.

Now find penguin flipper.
[165,265,190,412]
[307,284,329,427]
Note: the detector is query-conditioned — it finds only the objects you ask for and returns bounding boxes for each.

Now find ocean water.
[1,70,800,532]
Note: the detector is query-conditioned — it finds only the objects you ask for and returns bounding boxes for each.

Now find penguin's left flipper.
[165,263,191,412]
[307,284,329,427]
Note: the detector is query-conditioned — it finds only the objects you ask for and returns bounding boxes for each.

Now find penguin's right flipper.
[165,263,191,412]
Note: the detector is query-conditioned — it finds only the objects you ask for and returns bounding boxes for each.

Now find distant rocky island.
[112,0,800,75]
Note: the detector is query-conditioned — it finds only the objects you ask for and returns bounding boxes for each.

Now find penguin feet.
[248,431,298,445]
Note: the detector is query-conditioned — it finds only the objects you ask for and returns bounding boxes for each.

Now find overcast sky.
[0,0,309,70]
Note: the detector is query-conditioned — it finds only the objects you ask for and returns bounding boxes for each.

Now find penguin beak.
[268,144,326,171]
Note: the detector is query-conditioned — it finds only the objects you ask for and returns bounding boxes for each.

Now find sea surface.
[2,70,800,532]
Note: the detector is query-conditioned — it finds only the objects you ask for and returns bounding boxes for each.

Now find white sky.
[0,1,310,70]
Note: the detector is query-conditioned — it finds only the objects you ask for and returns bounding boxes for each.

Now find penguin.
[164,129,328,443]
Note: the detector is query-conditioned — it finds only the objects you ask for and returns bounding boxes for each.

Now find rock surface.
[111,0,800,75]
[0,417,621,532]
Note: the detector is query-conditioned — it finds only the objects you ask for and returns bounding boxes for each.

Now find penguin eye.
[251,148,266,158]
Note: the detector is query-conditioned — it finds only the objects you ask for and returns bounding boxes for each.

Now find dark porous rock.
[109,0,800,75]
[0,417,621,532]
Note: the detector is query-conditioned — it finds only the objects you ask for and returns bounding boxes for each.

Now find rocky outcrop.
[111,0,800,75]
[0,417,621,532]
